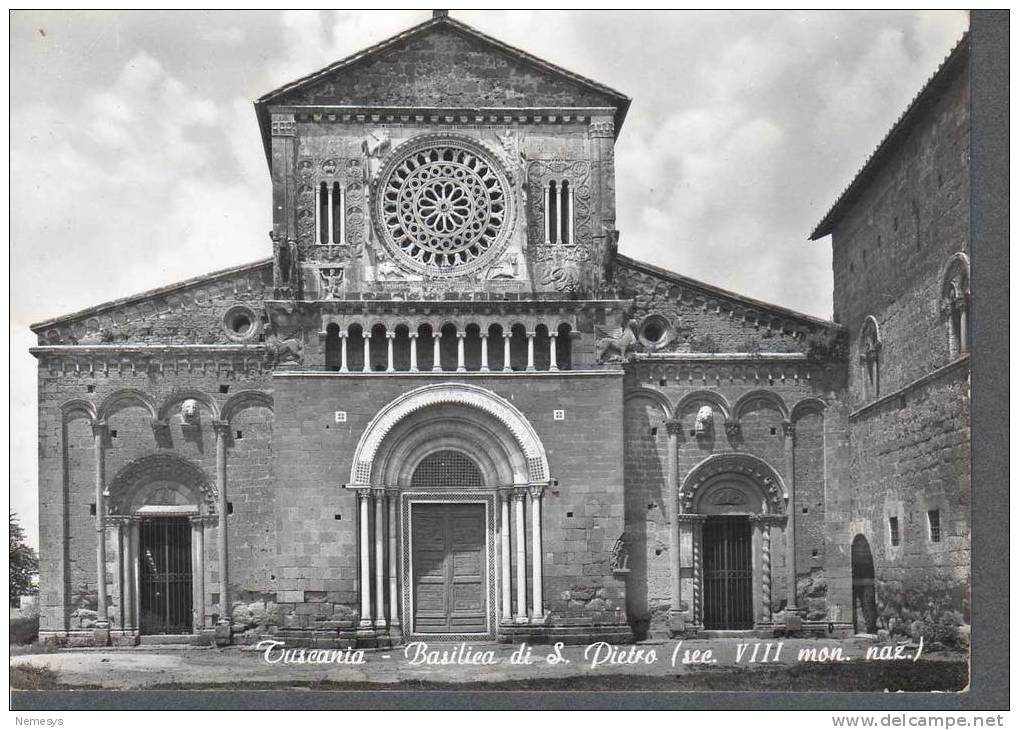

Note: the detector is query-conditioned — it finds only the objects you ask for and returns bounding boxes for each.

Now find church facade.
[31,13,971,647]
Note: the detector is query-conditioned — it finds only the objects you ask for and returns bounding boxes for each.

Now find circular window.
[222,305,259,342]
[374,136,515,277]
[639,314,671,350]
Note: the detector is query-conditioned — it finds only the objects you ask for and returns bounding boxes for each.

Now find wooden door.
[411,503,486,633]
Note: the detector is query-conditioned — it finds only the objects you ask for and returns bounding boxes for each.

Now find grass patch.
[10,665,62,690]
[148,659,967,693]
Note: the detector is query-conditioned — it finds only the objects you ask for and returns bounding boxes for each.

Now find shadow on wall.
[623,396,668,640]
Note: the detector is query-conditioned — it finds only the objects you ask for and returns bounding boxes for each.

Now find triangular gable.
[255,14,630,160]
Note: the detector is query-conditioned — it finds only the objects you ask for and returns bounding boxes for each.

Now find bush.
[10,616,39,645]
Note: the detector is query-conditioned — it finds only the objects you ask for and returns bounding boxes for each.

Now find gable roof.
[615,253,837,331]
[809,32,969,240]
[30,258,273,334]
[254,12,631,164]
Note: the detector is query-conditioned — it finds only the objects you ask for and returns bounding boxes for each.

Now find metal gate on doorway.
[702,515,754,630]
[138,517,193,634]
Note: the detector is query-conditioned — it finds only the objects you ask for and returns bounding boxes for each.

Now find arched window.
[859,316,881,400]
[324,323,341,371]
[316,181,344,245]
[411,450,483,488]
[941,252,970,359]
[544,179,575,245]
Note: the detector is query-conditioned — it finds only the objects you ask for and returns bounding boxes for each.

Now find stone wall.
[622,358,839,636]
[823,41,971,636]
[269,371,626,635]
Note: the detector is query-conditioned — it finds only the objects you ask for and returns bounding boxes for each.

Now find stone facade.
[30,13,970,648]
[813,36,971,643]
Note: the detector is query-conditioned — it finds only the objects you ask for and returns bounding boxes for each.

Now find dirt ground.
[9,637,968,692]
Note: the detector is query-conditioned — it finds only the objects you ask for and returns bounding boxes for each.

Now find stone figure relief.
[710,487,748,506]
[319,267,345,299]
[695,406,714,434]
[486,252,520,280]
[594,317,638,363]
[180,399,200,425]
[610,533,631,574]
[373,257,411,282]
[362,129,392,183]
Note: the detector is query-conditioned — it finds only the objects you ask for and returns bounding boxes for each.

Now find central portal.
[411,503,487,633]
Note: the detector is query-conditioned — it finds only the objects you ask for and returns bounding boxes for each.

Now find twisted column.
[692,516,705,626]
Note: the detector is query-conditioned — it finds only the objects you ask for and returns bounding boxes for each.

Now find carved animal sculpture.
[594,320,638,363]
[487,253,519,280]
[181,399,200,425]
[265,334,304,367]
[695,405,714,434]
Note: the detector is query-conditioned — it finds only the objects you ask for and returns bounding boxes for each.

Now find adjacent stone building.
[30,13,971,647]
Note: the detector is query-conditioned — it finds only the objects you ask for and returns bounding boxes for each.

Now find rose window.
[374,137,515,277]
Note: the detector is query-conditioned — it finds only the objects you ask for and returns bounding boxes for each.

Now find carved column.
[386,489,400,637]
[315,184,322,244]
[373,488,386,628]
[503,333,512,372]
[385,331,395,373]
[665,420,683,631]
[432,331,442,372]
[782,420,797,612]
[513,488,528,623]
[589,116,616,267]
[357,488,373,630]
[529,484,545,623]
[130,520,140,631]
[213,420,230,628]
[109,517,124,631]
[753,515,777,623]
[339,332,349,373]
[115,516,136,631]
[543,184,552,245]
[191,515,207,631]
[686,515,706,627]
[326,183,335,244]
[363,331,372,373]
[499,489,512,623]
[549,333,558,372]
[91,422,109,630]
[409,333,418,372]
[480,334,490,372]
[526,332,536,372]
[456,332,466,372]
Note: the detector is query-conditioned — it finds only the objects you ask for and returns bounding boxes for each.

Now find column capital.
[91,421,109,437]
[511,486,529,501]
[338,331,349,339]
[212,420,231,435]
[355,487,373,501]
[408,332,418,339]
[664,419,683,436]
[676,513,707,524]
[503,332,513,341]
[371,486,387,498]
[480,332,489,339]
[384,487,401,498]
[527,483,545,499]
[456,331,466,340]
[782,420,795,439]
[190,513,218,527]
[385,331,396,340]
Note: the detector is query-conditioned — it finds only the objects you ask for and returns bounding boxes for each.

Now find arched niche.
[349,383,548,487]
[107,453,215,515]
[680,453,786,515]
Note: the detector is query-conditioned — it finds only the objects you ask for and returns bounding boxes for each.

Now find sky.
[9,9,969,545]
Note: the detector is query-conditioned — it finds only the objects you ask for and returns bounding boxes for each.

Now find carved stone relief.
[527,159,594,292]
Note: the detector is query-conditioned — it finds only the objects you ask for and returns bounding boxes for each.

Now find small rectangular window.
[889,516,900,547]
[928,510,942,543]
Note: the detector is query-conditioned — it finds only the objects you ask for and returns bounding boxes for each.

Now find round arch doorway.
[407,450,488,634]
[851,534,878,634]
